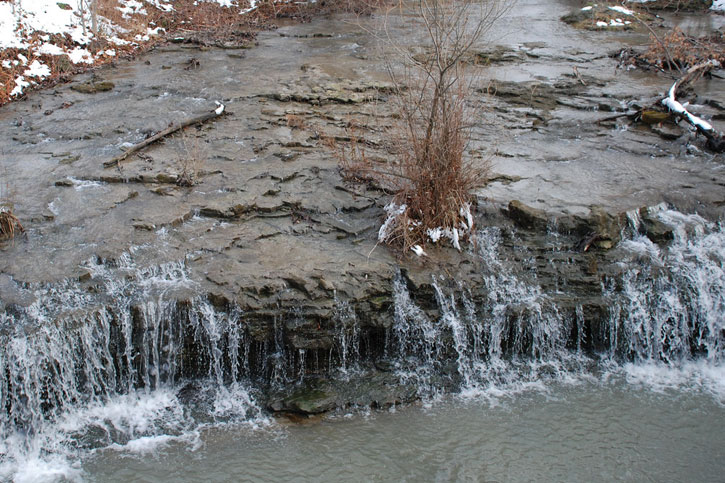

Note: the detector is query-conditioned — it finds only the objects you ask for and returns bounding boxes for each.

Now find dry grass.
[175,128,205,187]
[643,28,724,70]
[286,113,307,130]
[331,0,504,254]
[0,210,24,241]
[0,175,23,241]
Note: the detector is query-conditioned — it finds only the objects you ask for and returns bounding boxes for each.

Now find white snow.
[117,0,148,18]
[426,226,462,251]
[108,35,131,46]
[0,3,26,49]
[596,21,608,27]
[37,43,66,56]
[609,5,635,15]
[662,81,714,132]
[241,0,259,14]
[215,101,225,115]
[10,76,29,97]
[581,6,593,11]
[68,47,93,64]
[147,27,165,36]
[148,0,175,12]
[23,60,51,79]
[460,203,473,231]
[712,0,725,11]
[378,202,407,242]
[410,245,426,257]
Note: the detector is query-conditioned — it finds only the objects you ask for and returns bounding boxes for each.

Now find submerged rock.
[70,81,115,93]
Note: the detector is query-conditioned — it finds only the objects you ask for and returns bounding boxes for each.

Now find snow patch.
[712,0,725,11]
[10,76,29,97]
[0,3,26,49]
[23,60,51,79]
[378,202,407,243]
[411,245,426,257]
[148,0,176,12]
[68,47,93,64]
[608,5,635,15]
[37,42,65,56]
[662,74,716,132]
[117,0,148,18]
[241,0,260,14]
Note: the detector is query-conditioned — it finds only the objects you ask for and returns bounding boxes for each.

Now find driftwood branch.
[103,104,226,168]
[661,61,724,152]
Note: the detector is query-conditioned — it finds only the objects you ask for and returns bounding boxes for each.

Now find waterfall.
[388,214,724,398]
[389,227,580,398]
[0,207,723,479]
[0,254,267,480]
[606,208,724,363]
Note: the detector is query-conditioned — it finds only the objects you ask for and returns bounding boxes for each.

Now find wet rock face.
[267,373,419,414]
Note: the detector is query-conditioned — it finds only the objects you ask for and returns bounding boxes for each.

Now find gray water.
[83,381,725,482]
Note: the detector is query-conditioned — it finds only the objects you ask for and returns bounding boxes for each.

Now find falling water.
[389,227,584,400]
[388,213,724,400]
[0,208,723,480]
[0,253,267,480]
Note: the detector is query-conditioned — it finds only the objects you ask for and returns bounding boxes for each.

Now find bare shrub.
[643,28,724,70]
[354,0,507,253]
[176,129,205,187]
[0,176,23,241]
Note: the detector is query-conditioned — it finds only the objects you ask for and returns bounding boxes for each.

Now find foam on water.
[1,208,723,480]
[0,251,268,481]
[389,212,724,404]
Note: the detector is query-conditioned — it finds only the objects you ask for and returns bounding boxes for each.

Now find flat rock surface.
[0,0,723,304]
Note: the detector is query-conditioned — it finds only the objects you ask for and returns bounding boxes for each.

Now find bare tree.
[77,0,99,36]
[373,0,508,252]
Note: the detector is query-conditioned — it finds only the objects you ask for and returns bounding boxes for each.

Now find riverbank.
[0,0,381,105]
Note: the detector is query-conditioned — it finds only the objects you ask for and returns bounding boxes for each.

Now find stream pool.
[78,374,725,482]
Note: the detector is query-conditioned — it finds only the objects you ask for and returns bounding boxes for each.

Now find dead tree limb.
[104,104,225,168]
[661,61,724,152]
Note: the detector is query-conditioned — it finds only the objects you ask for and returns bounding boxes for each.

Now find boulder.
[506,200,549,230]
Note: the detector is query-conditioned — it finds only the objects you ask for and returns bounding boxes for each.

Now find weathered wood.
[103,105,225,168]
[661,61,723,152]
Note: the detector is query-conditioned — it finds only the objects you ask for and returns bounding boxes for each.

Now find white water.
[1,208,724,480]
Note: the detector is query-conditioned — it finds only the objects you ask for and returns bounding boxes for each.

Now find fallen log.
[104,103,225,168]
[661,61,724,152]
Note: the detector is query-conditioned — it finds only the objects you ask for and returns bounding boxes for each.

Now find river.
[1,0,724,481]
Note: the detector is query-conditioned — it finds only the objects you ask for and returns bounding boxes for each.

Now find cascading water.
[0,252,267,481]
[603,207,725,397]
[0,207,723,480]
[389,227,585,400]
[388,212,724,400]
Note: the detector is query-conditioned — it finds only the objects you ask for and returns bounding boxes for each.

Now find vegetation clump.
[0,207,24,241]
[338,0,506,254]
